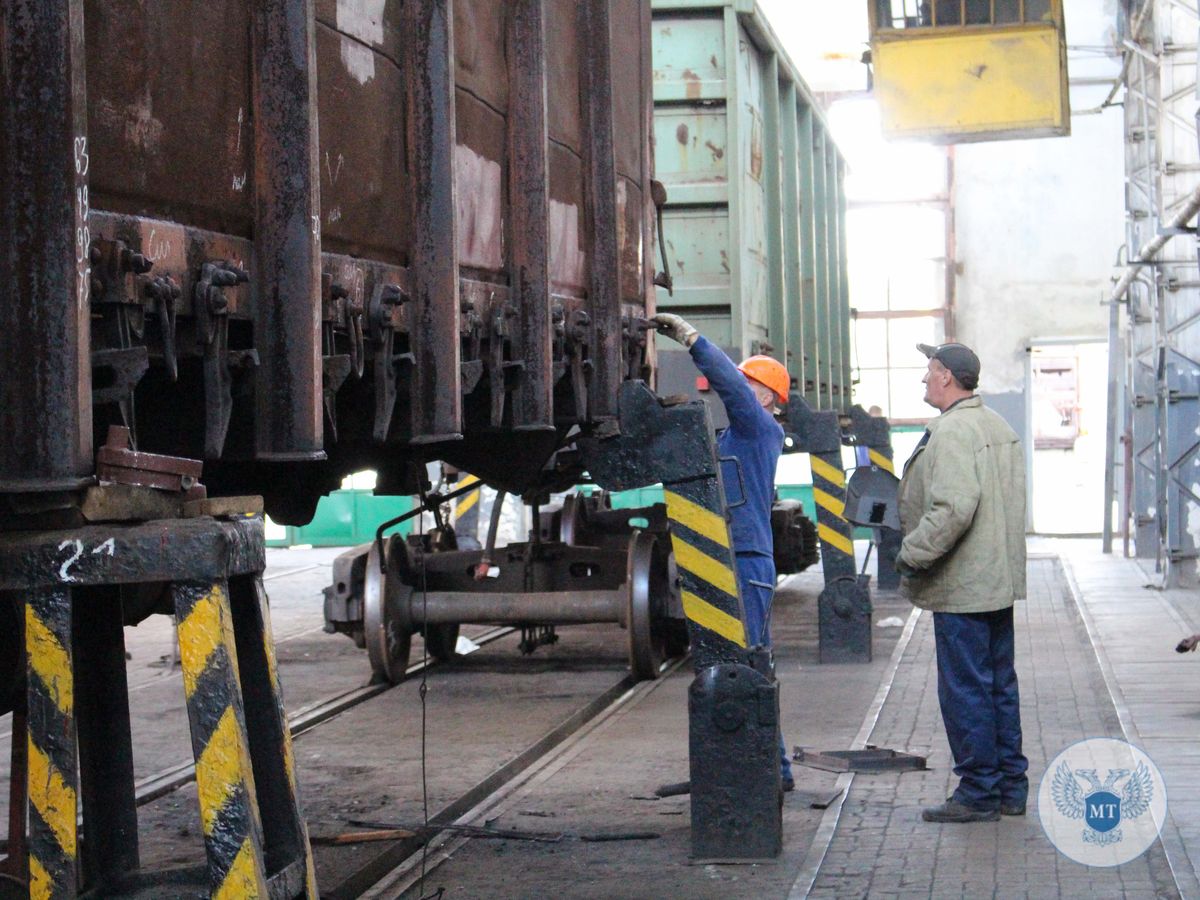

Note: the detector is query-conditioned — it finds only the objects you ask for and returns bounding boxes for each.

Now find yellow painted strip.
[26,607,73,716]
[868,449,895,474]
[671,537,738,598]
[27,738,76,860]
[663,490,730,549]
[812,487,845,518]
[810,456,846,487]
[304,848,319,899]
[454,476,481,520]
[681,591,747,648]
[214,837,265,900]
[256,602,303,796]
[177,586,225,700]
[196,707,251,837]
[28,855,52,900]
[818,523,854,557]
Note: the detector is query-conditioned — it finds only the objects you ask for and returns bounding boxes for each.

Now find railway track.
[131,625,518,807]
[324,657,687,900]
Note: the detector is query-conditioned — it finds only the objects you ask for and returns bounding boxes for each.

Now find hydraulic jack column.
[786,396,873,663]
[582,382,782,861]
[845,406,903,592]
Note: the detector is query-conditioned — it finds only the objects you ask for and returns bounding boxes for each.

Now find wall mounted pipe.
[1109,181,1200,305]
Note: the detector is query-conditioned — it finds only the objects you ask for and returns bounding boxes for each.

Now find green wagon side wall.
[650,0,853,411]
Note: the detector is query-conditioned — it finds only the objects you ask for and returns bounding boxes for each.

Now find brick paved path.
[806,558,1179,899]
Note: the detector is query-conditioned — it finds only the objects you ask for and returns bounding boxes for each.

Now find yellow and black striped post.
[866,444,903,591]
[244,578,318,897]
[662,482,747,668]
[811,448,872,663]
[810,452,856,576]
[172,580,270,899]
[452,473,482,544]
[579,380,782,861]
[26,588,78,900]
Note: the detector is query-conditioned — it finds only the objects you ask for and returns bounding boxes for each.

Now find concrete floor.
[8,538,1197,898]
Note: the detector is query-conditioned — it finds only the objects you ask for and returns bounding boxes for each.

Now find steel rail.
[131,625,518,806]
[331,656,686,900]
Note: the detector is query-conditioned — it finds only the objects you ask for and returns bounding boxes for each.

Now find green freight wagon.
[651,0,853,415]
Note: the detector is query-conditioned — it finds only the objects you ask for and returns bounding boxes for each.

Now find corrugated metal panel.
[651,0,853,411]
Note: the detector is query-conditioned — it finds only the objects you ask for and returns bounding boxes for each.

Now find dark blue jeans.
[933,607,1028,810]
[736,553,792,780]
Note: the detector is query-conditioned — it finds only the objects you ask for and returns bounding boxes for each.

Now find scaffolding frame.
[1105,0,1200,586]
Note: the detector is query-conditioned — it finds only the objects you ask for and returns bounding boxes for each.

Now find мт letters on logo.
[1051,761,1154,847]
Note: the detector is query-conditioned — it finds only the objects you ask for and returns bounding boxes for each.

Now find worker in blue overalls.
[654,313,795,791]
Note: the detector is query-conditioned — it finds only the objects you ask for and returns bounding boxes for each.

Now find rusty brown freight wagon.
[1,0,659,524]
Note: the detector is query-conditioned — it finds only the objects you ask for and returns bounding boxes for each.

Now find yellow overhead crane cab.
[867,0,1070,144]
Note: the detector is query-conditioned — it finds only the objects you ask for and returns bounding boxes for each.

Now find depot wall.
[954,107,1125,397]
[953,0,1125,399]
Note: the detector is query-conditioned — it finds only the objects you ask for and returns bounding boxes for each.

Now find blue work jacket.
[689,336,783,557]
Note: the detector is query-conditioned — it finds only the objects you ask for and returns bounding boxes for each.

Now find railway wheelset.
[327,491,689,684]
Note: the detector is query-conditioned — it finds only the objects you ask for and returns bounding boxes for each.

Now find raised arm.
[653,313,768,436]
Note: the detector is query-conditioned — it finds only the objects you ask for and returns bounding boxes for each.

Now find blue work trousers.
[933,608,1028,810]
[736,553,792,780]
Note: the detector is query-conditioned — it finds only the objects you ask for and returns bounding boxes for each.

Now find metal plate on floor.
[793,747,927,773]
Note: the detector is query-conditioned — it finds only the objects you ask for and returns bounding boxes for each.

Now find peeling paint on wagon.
[651,0,853,411]
[454,143,504,271]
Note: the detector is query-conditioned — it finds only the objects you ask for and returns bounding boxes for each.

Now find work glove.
[652,313,699,347]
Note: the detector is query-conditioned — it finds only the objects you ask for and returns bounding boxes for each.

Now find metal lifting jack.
[581,381,784,862]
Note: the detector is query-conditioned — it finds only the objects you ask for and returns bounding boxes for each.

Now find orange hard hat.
[737,355,790,404]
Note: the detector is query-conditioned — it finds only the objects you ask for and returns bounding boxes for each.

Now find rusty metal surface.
[581,0,623,421]
[0,0,93,494]
[314,6,408,263]
[0,516,264,591]
[507,0,553,430]
[405,0,462,443]
[1,0,658,521]
[252,0,324,461]
[95,426,204,494]
[84,0,254,237]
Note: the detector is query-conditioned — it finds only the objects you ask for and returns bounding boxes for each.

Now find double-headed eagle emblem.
[1052,761,1155,846]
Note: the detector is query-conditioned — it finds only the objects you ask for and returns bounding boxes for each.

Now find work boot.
[781,774,795,793]
[921,797,999,823]
[1001,799,1027,816]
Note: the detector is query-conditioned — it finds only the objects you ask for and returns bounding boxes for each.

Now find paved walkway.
[1059,542,1200,897]
[802,554,1182,899]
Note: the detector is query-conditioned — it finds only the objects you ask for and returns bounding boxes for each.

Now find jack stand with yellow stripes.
[0,512,316,899]
[845,406,903,592]
[785,396,876,664]
[446,469,482,548]
[582,381,782,862]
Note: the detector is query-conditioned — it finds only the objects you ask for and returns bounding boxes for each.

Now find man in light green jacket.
[897,342,1028,824]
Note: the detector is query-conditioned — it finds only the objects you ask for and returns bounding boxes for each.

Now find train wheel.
[627,531,668,680]
[422,623,460,661]
[661,546,690,658]
[364,537,413,684]
[558,493,584,545]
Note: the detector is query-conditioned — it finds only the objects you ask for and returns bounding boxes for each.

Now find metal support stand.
[582,381,782,861]
[786,396,872,663]
[0,513,316,899]
[846,406,902,592]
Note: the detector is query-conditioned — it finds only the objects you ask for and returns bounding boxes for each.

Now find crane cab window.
[874,0,1053,30]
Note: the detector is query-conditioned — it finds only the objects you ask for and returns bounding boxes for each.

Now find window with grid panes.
[873,0,1053,29]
